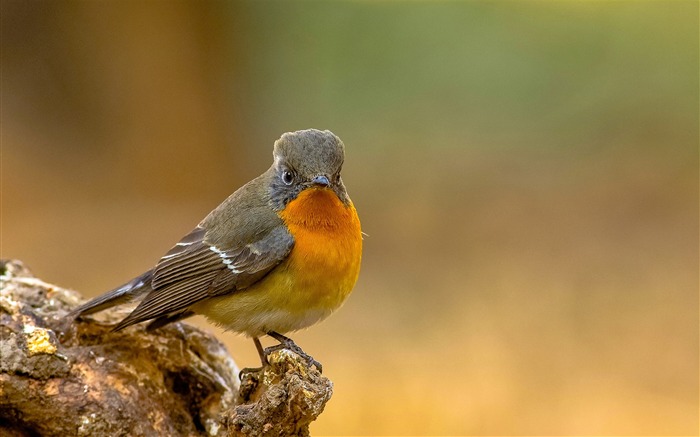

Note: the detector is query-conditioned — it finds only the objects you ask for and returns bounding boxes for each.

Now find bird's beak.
[310,175,331,187]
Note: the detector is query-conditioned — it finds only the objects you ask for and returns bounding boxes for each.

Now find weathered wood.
[0,259,332,437]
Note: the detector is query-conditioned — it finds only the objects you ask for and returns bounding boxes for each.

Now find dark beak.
[311,175,330,187]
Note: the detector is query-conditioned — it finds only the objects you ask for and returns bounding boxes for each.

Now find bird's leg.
[238,337,267,380]
[253,335,268,366]
[264,331,323,373]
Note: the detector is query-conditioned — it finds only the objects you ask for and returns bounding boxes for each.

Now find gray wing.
[112,224,293,331]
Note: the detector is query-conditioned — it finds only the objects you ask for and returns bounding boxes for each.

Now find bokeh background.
[2,1,698,435]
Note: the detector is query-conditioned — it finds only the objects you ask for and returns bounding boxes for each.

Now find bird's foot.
[238,365,264,381]
[266,331,323,373]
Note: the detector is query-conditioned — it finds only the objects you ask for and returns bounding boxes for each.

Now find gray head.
[268,129,350,210]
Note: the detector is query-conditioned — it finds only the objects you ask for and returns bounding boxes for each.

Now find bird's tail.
[67,269,154,319]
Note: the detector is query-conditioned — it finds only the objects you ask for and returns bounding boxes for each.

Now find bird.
[68,129,362,373]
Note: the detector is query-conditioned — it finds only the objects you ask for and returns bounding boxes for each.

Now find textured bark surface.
[0,259,333,436]
[229,352,332,437]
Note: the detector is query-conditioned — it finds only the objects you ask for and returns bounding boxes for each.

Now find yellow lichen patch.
[264,349,312,384]
[23,324,57,356]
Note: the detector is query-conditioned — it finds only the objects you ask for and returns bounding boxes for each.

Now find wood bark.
[0,259,332,436]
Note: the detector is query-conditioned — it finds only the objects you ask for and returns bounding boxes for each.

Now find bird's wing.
[112,223,294,331]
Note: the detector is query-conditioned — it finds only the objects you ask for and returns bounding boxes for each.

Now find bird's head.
[269,129,350,209]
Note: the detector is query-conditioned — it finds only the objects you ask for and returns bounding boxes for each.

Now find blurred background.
[2,1,698,435]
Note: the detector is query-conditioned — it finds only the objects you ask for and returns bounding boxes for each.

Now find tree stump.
[0,259,333,436]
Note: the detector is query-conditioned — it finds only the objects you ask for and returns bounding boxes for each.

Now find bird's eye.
[282,170,294,185]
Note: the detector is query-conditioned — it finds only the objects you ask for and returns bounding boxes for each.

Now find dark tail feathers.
[67,269,154,319]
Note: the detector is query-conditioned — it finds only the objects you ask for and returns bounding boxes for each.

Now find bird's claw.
[238,366,264,380]
[264,332,323,373]
[263,342,323,373]
[241,332,322,381]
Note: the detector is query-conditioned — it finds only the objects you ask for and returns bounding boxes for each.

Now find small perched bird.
[69,129,362,372]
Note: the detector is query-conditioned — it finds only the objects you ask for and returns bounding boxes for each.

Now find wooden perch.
[0,259,333,437]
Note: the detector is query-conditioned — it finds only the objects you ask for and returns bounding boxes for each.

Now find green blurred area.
[2,1,698,435]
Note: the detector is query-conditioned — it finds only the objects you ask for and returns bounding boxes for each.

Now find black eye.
[282,170,294,185]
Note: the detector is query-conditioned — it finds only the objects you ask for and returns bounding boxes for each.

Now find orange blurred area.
[2,1,698,435]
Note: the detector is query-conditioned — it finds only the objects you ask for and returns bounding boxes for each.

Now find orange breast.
[278,187,362,309]
[193,187,362,335]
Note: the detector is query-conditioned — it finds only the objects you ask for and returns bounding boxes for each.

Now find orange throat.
[279,187,363,304]
[281,188,358,230]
